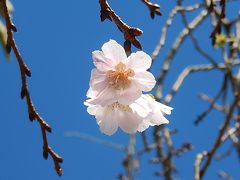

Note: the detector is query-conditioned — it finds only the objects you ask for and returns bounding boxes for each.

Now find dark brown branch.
[99,0,143,50]
[0,0,63,176]
[141,0,162,19]
[199,93,240,178]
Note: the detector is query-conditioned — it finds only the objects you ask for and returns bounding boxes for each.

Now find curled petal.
[84,102,97,115]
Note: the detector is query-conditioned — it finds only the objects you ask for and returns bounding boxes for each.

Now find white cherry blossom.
[85,91,172,135]
[89,39,156,106]
[137,95,173,132]
[84,100,150,136]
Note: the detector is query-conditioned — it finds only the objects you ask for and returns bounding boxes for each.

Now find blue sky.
[0,0,239,180]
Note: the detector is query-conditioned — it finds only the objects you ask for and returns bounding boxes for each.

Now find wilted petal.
[127,51,152,72]
[92,50,115,71]
[132,71,156,91]
[102,40,127,64]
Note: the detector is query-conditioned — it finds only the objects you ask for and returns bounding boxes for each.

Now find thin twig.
[177,0,217,65]
[199,93,240,178]
[64,131,125,151]
[194,76,228,125]
[218,170,233,180]
[164,61,240,104]
[141,0,162,19]
[151,3,203,60]
[122,134,137,180]
[1,0,62,176]
[194,151,207,180]
[155,9,209,100]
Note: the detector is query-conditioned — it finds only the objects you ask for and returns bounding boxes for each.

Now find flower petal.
[92,50,115,71]
[130,96,151,118]
[132,71,156,91]
[154,101,173,115]
[97,109,119,136]
[117,111,142,134]
[137,119,153,132]
[117,83,142,105]
[149,111,169,125]
[127,51,152,72]
[84,101,98,115]
[89,86,117,106]
[102,40,127,64]
[90,68,108,92]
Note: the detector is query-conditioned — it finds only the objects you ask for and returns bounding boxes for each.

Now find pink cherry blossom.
[89,39,156,106]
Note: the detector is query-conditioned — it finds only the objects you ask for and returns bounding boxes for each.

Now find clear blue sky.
[0,0,239,180]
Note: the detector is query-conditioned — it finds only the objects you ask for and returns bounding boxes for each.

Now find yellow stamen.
[108,102,132,112]
[106,62,135,90]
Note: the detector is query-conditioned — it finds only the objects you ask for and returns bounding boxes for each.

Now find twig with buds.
[0,0,63,176]
[99,0,143,50]
[141,0,162,19]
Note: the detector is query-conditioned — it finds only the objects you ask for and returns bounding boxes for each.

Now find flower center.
[106,62,135,90]
[108,102,132,112]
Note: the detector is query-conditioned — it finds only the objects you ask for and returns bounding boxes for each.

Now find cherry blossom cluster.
[85,40,173,135]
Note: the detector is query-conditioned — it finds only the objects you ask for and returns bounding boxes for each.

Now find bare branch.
[199,93,240,178]
[164,61,240,104]
[155,9,209,100]
[151,3,203,60]
[194,151,208,180]
[0,0,62,175]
